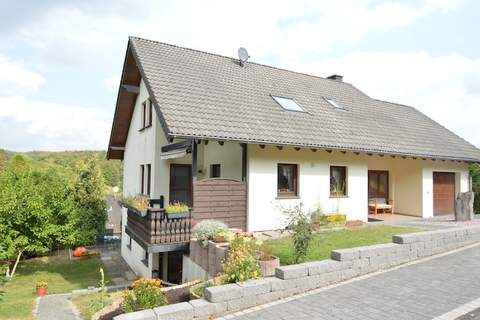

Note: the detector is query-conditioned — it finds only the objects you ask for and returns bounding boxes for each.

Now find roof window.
[324,97,344,110]
[272,96,304,112]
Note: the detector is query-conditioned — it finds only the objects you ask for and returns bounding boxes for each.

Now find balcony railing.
[126,207,192,245]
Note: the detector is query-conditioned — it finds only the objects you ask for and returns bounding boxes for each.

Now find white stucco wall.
[247,145,471,231]
[421,163,470,218]
[247,146,368,231]
[121,79,159,278]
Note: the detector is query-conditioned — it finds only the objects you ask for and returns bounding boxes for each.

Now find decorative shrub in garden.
[122,279,167,313]
[192,220,230,247]
[281,203,313,263]
[222,234,261,283]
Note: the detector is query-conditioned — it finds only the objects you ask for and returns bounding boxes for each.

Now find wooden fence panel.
[193,178,247,231]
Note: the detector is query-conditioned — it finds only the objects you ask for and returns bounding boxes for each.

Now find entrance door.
[169,164,192,206]
[433,172,455,215]
[368,170,389,200]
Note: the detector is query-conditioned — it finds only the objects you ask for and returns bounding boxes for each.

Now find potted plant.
[164,202,190,219]
[36,281,48,297]
[258,244,280,277]
[119,195,149,217]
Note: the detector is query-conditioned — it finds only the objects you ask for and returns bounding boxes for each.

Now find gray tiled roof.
[130,36,480,162]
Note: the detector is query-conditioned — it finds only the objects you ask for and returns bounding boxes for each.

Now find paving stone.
[114,309,156,320]
[226,295,257,312]
[301,259,351,275]
[189,298,217,318]
[153,302,193,319]
[275,264,308,280]
[204,283,243,302]
[237,278,271,296]
[255,290,284,305]
[229,244,480,320]
[330,248,360,261]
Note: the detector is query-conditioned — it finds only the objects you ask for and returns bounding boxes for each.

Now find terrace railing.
[126,206,192,245]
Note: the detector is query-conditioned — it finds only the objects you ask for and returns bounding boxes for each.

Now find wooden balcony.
[125,207,192,252]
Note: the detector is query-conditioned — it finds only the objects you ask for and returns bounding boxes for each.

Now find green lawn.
[265,225,427,265]
[0,254,108,320]
[71,291,123,320]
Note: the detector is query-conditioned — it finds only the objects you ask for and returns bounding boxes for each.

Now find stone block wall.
[189,239,228,278]
[114,226,480,320]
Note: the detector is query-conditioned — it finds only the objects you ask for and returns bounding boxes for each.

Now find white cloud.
[0,96,111,151]
[6,0,465,71]
[0,55,45,96]
[288,51,480,147]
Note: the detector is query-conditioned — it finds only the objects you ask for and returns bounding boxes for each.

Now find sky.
[0,0,479,151]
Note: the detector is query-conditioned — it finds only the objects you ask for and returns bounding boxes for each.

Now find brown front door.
[368,170,389,200]
[169,164,192,206]
[433,172,455,215]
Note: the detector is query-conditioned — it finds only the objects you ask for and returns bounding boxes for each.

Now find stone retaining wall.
[114,226,480,320]
[189,239,228,278]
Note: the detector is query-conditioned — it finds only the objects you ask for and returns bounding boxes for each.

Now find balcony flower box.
[165,203,190,219]
[119,195,149,217]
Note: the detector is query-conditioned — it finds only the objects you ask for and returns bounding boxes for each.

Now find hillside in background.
[0,149,123,189]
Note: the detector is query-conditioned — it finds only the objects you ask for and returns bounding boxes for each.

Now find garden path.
[36,294,79,320]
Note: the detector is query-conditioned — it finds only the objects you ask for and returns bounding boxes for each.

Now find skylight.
[272,96,304,112]
[324,97,344,110]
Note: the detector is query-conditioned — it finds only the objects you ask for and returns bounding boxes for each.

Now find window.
[142,250,149,266]
[140,165,145,194]
[272,96,305,112]
[127,235,132,250]
[140,164,152,196]
[324,97,344,110]
[277,164,298,197]
[368,171,389,199]
[330,166,347,196]
[330,166,347,197]
[210,164,221,178]
[140,99,152,130]
[146,164,151,196]
[146,99,152,127]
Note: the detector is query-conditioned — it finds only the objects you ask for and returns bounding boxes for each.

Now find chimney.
[327,74,343,82]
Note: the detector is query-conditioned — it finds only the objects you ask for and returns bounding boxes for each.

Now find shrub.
[122,279,167,313]
[222,235,261,283]
[192,220,229,247]
[281,203,313,263]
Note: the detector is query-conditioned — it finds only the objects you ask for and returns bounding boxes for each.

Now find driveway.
[225,244,480,320]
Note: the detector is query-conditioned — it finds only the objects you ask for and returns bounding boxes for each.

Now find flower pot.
[36,287,47,297]
[166,211,189,219]
[260,255,280,277]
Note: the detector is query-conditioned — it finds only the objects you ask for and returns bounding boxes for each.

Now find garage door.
[433,172,455,215]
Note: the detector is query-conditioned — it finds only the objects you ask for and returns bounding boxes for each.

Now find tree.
[66,157,107,247]
[0,155,74,277]
[470,163,480,214]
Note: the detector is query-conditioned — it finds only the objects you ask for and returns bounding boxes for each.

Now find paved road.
[229,245,480,320]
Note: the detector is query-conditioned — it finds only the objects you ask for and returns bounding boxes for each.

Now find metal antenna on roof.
[238,47,250,67]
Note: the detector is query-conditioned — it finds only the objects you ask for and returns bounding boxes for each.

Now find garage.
[433,172,456,215]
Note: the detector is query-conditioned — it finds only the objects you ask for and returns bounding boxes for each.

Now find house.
[107,36,480,281]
